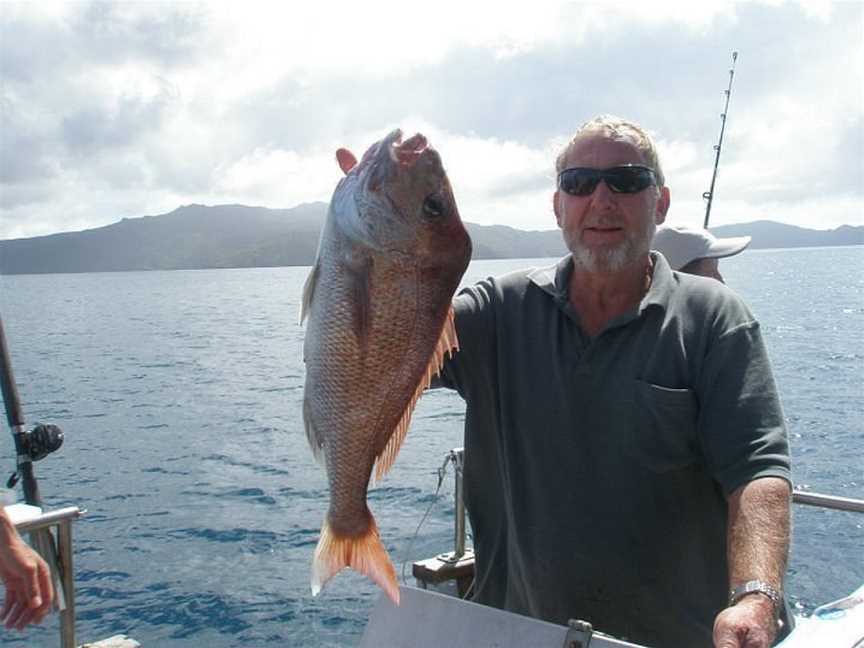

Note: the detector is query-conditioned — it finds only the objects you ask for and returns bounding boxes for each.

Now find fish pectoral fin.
[303,397,324,464]
[374,305,460,482]
[346,254,374,350]
[300,260,320,325]
[311,515,400,605]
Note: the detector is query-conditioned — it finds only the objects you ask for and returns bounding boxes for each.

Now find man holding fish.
[302,117,791,648]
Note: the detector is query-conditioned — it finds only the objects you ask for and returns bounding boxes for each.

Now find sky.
[1,0,862,240]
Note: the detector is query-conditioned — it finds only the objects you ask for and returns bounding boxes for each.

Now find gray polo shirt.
[437,253,791,647]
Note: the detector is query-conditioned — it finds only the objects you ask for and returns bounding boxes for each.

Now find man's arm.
[431,284,496,393]
[713,476,791,648]
[0,507,54,631]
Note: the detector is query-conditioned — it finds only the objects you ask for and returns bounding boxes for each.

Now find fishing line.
[400,452,453,585]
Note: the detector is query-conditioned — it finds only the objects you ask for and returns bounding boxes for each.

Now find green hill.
[1,204,860,275]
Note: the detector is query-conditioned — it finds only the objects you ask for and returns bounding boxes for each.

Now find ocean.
[1,247,862,647]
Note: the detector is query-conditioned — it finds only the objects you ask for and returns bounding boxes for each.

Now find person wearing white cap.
[652,224,751,283]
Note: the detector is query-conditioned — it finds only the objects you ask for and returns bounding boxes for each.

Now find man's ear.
[552,190,563,227]
[655,186,671,225]
[336,148,358,175]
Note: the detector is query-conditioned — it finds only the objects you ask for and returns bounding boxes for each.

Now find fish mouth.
[364,129,433,191]
[386,130,429,167]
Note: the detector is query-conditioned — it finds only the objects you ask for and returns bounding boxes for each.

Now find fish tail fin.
[311,514,400,605]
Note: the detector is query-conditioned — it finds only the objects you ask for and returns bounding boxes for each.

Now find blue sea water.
[0,247,862,647]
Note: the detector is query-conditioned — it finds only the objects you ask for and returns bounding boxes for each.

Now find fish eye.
[423,194,445,218]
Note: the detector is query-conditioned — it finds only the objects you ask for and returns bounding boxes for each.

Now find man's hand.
[0,513,55,631]
[713,592,778,648]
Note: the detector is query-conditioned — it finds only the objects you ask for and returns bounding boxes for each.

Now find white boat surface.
[360,583,864,648]
[777,584,864,648]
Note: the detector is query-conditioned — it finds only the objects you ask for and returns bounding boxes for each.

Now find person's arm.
[713,476,791,648]
[0,507,54,631]
[431,282,497,393]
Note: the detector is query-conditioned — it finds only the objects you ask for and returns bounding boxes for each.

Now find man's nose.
[590,179,617,209]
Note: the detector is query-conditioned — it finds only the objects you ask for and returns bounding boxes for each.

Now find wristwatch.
[729,580,781,615]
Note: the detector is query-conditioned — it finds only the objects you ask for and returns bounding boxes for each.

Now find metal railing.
[791,490,864,513]
[12,506,83,648]
[9,458,861,648]
[451,448,467,559]
[445,448,864,558]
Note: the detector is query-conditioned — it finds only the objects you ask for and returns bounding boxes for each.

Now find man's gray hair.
[555,115,666,188]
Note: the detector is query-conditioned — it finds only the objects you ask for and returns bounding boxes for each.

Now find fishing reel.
[6,423,64,488]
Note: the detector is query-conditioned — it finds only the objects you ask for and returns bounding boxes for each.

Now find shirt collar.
[643,251,674,312]
[528,251,674,314]
[527,257,569,303]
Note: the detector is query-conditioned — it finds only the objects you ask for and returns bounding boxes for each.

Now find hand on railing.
[0,507,54,631]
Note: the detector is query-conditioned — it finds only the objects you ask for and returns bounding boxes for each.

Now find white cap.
[652,224,751,271]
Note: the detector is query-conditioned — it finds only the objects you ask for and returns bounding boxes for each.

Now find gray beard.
[572,244,632,272]
[570,221,656,273]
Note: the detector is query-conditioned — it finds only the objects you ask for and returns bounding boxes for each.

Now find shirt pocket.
[627,380,699,472]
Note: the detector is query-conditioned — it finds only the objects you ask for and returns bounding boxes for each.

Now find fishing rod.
[702,50,739,228]
[1,316,64,505]
[0,314,67,608]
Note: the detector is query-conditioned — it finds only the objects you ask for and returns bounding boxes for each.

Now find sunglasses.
[557,165,657,196]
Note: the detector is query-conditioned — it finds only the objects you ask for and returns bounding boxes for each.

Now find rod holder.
[451,448,466,558]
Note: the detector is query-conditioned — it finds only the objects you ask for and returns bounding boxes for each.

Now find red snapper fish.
[300,130,472,604]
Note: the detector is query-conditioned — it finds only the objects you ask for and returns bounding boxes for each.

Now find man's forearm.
[727,476,792,594]
[713,477,791,647]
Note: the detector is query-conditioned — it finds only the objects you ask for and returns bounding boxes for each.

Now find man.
[434,116,792,647]
[0,506,54,631]
[653,224,752,283]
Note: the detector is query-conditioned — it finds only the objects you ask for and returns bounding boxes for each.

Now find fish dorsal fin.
[300,260,320,325]
[373,305,459,482]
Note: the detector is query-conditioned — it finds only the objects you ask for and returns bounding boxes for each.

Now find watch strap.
[729,580,781,614]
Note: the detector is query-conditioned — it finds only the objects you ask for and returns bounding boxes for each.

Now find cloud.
[0,0,861,240]
[0,1,205,76]
[61,80,178,156]
[211,147,337,206]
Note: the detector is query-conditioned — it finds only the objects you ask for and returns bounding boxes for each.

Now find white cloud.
[211,147,338,206]
[203,0,566,81]
[440,132,557,229]
[1,0,861,240]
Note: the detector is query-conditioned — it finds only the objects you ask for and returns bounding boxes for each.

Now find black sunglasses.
[557,165,657,196]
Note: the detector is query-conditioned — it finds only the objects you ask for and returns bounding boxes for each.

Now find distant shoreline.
[2,244,862,278]
[1,203,861,275]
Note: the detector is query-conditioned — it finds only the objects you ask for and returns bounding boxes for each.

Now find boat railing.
[415,448,864,595]
[411,448,474,598]
[791,489,864,513]
[7,504,141,648]
[9,505,83,648]
[451,447,467,559]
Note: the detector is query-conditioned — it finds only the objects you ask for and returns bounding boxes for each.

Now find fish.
[300,129,472,604]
